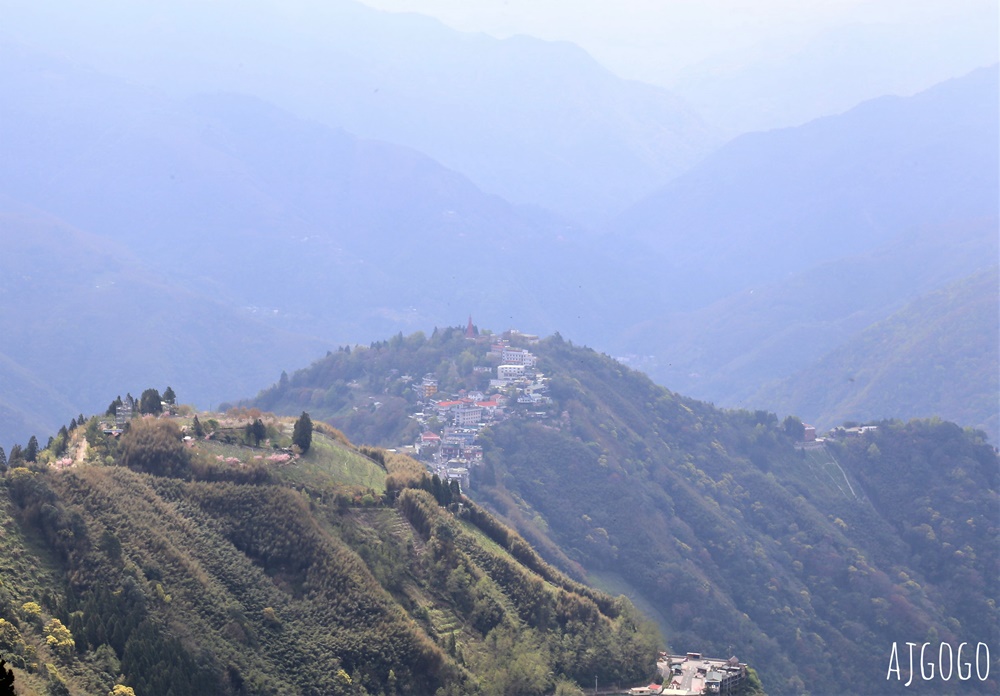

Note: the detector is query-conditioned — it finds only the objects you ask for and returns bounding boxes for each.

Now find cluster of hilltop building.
[627,653,748,695]
[403,330,551,490]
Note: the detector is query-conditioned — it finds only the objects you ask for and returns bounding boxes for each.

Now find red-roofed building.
[475,400,502,417]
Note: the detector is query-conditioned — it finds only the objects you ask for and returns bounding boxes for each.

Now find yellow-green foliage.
[20,601,41,622]
[0,619,26,664]
[44,618,75,658]
[0,403,662,696]
[45,662,68,691]
[385,451,427,489]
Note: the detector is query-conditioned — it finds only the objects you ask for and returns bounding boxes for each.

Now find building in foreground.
[657,653,747,695]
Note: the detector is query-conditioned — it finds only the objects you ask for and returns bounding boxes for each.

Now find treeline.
[469,335,999,694]
[829,419,999,659]
[397,488,658,693]
[2,461,463,695]
[459,498,618,618]
[0,391,663,695]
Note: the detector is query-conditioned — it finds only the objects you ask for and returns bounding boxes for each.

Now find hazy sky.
[354,0,998,86]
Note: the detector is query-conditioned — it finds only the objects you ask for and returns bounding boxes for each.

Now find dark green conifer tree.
[7,445,22,467]
[252,419,266,446]
[54,425,69,456]
[292,412,313,453]
[24,436,38,463]
[139,388,163,415]
[107,395,123,416]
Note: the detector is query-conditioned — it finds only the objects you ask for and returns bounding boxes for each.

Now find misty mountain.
[612,65,999,310]
[754,265,999,441]
[0,198,327,451]
[0,41,637,339]
[0,40,661,447]
[2,0,719,222]
[614,218,999,437]
[669,6,999,133]
[606,66,998,431]
[2,40,994,456]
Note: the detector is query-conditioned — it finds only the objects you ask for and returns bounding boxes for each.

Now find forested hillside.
[754,265,999,440]
[0,405,660,695]
[607,66,998,426]
[615,217,999,441]
[251,329,999,694]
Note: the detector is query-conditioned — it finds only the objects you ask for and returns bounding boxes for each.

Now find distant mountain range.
[607,65,999,439]
[614,219,999,442]
[1,0,719,222]
[0,39,640,447]
[611,64,999,309]
[668,5,999,133]
[0,12,995,454]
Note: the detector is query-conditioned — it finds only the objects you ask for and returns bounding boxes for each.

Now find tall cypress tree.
[292,412,313,453]
[24,436,39,463]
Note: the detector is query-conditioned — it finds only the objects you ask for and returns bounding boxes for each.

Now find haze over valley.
[2,0,997,448]
[0,2,997,694]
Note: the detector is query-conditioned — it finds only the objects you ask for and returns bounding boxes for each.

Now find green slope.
[0,410,660,696]
[251,328,998,694]
[482,340,998,695]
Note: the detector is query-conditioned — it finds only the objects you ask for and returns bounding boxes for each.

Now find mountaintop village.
[401,322,549,492]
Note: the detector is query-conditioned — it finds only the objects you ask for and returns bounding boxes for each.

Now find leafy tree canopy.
[119,418,191,477]
[139,388,163,415]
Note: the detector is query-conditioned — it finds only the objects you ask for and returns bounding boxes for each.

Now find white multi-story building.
[497,364,526,382]
[501,348,535,366]
[453,406,483,427]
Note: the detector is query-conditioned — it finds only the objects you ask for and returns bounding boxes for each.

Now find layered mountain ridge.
[248,327,999,694]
